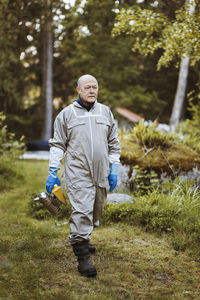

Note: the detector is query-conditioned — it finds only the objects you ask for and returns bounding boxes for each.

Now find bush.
[101,180,200,256]
[178,97,200,152]
[102,189,178,233]
[133,120,174,148]
[130,165,160,194]
[0,112,25,190]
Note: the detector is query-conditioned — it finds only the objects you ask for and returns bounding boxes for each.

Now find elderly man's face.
[77,78,98,106]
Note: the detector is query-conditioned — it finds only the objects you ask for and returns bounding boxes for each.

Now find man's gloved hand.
[108,163,119,192]
[46,167,61,193]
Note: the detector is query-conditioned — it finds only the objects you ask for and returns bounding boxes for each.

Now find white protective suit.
[49,100,120,243]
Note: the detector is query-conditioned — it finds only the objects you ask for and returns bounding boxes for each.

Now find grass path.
[0,161,200,300]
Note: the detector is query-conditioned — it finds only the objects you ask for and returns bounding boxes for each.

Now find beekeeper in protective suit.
[46,74,120,277]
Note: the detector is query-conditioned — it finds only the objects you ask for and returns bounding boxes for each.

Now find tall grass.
[101,180,200,257]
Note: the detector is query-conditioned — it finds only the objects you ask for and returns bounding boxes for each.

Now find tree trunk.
[169,0,196,131]
[169,56,190,131]
[42,0,53,141]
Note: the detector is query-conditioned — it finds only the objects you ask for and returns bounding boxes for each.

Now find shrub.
[132,120,174,148]
[0,112,25,190]
[102,180,200,256]
[130,165,160,194]
[178,97,200,152]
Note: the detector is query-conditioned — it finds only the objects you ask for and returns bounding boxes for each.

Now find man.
[46,74,120,277]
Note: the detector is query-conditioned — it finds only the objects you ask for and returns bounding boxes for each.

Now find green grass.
[1,160,200,299]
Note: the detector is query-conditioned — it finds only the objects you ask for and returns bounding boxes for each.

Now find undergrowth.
[2,160,200,299]
[103,180,200,257]
[132,120,175,148]
[0,112,25,190]
[178,97,200,152]
[29,178,200,257]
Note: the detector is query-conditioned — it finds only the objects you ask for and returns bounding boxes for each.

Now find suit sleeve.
[48,110,68,168]
[107,109,121,164]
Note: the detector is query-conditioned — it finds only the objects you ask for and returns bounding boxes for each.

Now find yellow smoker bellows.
[52,184,66,205]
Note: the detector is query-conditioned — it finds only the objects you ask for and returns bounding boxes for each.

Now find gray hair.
[77,74,98,87]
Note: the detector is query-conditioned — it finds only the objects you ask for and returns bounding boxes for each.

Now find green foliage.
[0,161,24,191]
[102,180,200,255]
[113,7,169,59]
[178,96,200,152]
[113,1,200,68]
[106,85,167,121]
[1,0,198,140]
[133,120,175,148]
[0,112,25,159]
[0,0,42,113]
[58,0,182,124]
[0,0,198,140]
[131,166,160,195]
[0,112,25,190]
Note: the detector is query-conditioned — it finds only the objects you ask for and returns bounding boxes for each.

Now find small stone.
[107,193,134,204]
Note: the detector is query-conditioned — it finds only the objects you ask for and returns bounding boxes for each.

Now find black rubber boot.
[88,242,96,254]
[72,241,97,277]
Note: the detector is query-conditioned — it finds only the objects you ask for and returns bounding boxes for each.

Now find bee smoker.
[34,185,66,216]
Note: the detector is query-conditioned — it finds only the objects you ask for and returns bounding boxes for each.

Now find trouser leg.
[68,186,96,244]
[93,186,107,227]
[67,186,97,276]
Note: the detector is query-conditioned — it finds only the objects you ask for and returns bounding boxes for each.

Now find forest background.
[0,0,200,143]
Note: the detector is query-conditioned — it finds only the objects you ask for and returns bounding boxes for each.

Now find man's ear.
[76,87,80,94]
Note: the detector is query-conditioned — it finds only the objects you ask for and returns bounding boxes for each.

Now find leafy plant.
[0,112,25,190]
[132,120,175,148]
[101,179,200,256]
[0,112,25,160]
[178,96,200,152]
[130,165,160,195]
[112,2,200,68]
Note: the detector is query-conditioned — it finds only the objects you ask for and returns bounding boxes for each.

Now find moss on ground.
[119,130,200,175]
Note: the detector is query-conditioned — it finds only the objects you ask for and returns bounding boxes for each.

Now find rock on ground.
[107,193,134,204]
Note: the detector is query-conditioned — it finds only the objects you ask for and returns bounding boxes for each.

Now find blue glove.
[46,167,61,193]
[108,164,119,192]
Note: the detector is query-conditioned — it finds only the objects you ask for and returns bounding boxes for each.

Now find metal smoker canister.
[34,192,61,216]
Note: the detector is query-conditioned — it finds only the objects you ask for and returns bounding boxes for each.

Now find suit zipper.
[88,115,93,160]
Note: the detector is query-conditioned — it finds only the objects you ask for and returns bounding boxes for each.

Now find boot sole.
[79,269,97,277]
[80,272,97,277]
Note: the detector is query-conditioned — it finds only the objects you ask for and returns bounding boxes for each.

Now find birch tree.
[112,0,200,126]
[42,0,53,141]
[170,0,196,131]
